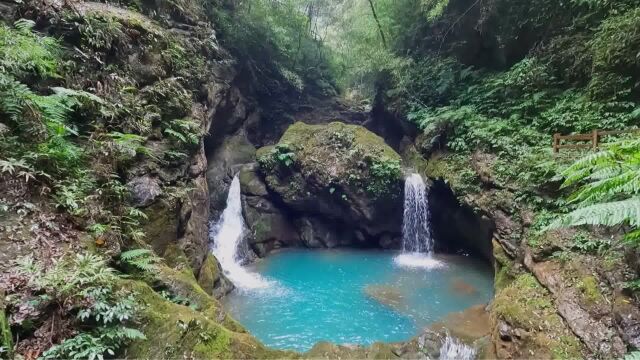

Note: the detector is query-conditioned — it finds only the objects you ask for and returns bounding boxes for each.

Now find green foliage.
[625,351,640,360]
[79,15,125,51]
[163,118,202,148]
[120,249,158,272]
[588,8,640,100]
[551,139,640,244]
[213,0,337,94]
[0,19,61,79]
[367,156,402,196]
[258,143,296,169]
[14,254,145,360]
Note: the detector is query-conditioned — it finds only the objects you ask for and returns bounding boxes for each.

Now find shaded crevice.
[429,179,495,263]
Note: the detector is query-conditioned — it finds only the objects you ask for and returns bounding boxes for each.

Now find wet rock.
[143,200,179,257]
[206,131,255,219]
[524,253,626,358]
[613,293,640,349]
[379,233,400,249]
[197,254,233,299]
[127,175,162,208]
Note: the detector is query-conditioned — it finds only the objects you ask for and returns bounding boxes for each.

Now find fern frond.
[550,197,640,229]
[119,248,157,272]
[120,248,153,261]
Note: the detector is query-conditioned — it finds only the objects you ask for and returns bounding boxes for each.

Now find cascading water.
[439,335,476,360]
[210,175,270,290]
[401,173,433,254]
[394,173,442,268]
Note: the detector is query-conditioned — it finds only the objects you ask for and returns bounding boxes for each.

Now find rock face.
[239,164,299,256]
[256,122,404,246]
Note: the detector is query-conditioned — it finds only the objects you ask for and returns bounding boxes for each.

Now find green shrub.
[0,19,61,79]
[13,254,145,360]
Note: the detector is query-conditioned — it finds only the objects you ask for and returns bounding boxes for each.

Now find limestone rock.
[257,122,403,243]
[127,175,162,208]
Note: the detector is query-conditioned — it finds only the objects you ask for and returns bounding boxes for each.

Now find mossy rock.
[197,254,234,299]
[492,274,584,359]
[256,122,403,237]
[123,279,293,359]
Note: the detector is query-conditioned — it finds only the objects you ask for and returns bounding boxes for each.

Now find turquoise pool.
[222,249,493,352]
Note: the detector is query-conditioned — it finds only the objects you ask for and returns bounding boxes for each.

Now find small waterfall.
[394,173,442,268]
[210,175,270,290]
[439,335,476,360]
[402,173,433,254]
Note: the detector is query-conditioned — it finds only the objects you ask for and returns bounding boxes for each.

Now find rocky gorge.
[1,0,640,359]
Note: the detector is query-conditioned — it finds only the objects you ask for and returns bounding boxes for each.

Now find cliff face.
[0,0,285,356]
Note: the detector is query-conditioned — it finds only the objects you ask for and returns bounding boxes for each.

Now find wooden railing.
[553,129,640,153]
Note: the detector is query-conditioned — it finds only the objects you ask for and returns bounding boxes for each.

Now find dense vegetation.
[1,0,640,358]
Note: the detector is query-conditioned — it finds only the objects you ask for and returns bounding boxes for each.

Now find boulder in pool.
[256,122,403,239]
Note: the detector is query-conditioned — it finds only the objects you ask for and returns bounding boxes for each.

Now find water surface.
[223,249,493,351]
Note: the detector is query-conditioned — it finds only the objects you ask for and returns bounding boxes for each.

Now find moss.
[197,255,221,296]
[493,241,515,290]
[492,274,583,358]
[425,153,480,196]
[123,279,291,359]
[258,121,402,200]
[576,276,603,305]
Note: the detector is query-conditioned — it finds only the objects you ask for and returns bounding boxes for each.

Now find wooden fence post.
[553,133,560,153]
[592,129,599,150]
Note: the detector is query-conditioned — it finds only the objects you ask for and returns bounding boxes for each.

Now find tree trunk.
[367,0,387,48]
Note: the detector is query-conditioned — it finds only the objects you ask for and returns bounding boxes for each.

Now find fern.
[120,248,158,272]
[551,139,640,244]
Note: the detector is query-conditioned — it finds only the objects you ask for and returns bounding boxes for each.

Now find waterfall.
[210,175,270,290]
[439,335,476,360]
[394,173,442,268]
[402,173,433,254]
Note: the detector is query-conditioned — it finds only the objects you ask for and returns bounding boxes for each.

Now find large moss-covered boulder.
[257,122,403,242]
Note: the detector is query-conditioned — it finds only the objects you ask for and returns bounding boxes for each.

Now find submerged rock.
[257,122,404,245]
[363,285,405,310]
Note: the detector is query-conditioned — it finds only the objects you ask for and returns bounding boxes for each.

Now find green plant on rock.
[79,15,126,51]
[163,118,202,148]
[0,19,61,79]
[367,156,402,196]
[13,254,145,360]
[120,249,159,272]
[258,143,296,170]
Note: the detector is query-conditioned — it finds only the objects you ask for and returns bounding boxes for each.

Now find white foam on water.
[393,253,445,269]
[210,175,272,290]
[439,335,476,360]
